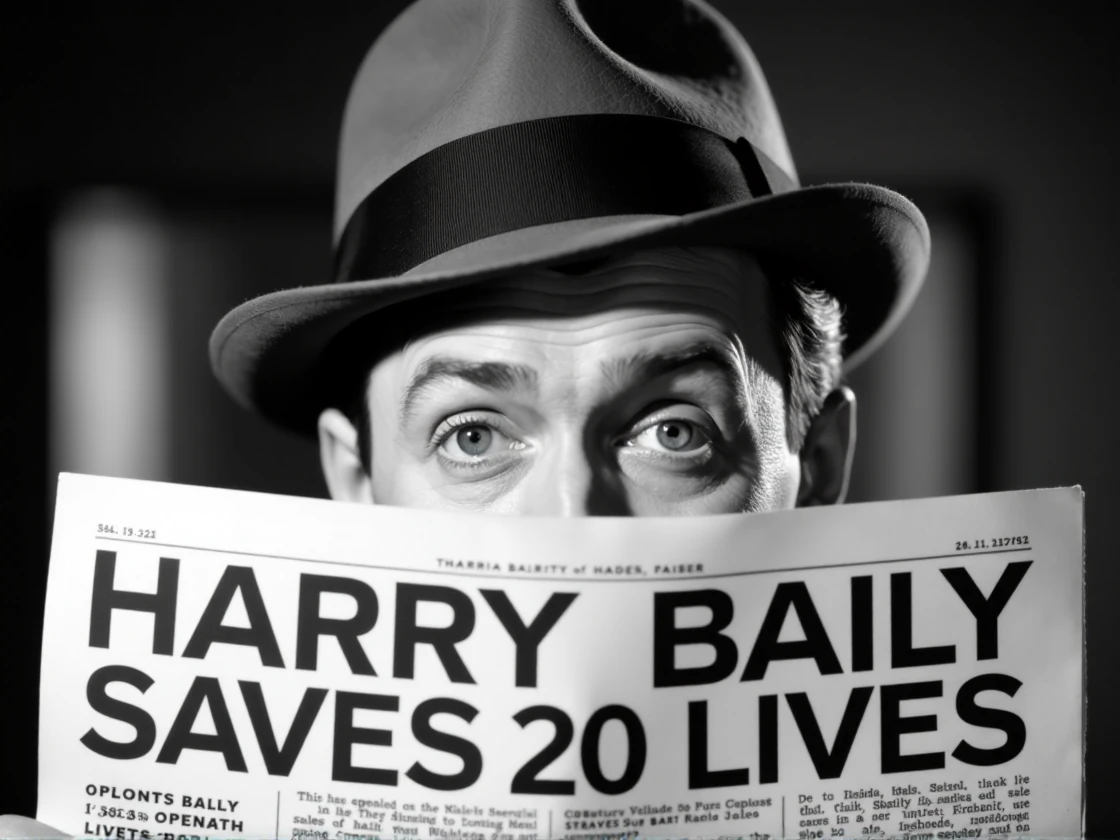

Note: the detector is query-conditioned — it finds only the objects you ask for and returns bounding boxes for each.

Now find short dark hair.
[335,269,843,475]
[767,270,845,452]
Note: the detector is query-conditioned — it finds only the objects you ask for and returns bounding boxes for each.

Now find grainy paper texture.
[37,475,1084,839]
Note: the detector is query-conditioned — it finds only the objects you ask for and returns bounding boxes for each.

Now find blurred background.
[1,0,1113,831]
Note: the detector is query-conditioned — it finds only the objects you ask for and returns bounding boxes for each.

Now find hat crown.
[335,0,796,242]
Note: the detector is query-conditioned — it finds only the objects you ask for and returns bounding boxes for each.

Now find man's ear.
[318,408,374,504]
[796,386,856,507]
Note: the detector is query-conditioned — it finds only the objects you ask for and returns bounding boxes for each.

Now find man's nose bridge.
[531,433,629,517]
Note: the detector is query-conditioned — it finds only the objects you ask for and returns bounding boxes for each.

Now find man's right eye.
[434,414,527,465]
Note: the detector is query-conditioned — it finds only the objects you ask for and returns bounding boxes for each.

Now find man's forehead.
[394,334,753,425]
[396,247,771,343]
[362,245,785,397]
[376,246,765,331]
[392,316,752,381]
[403,335,744,389]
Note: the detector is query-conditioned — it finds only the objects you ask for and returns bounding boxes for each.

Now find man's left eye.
[628,419,711,454]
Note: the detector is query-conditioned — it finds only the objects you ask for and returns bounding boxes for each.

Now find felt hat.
[211,0,930,434]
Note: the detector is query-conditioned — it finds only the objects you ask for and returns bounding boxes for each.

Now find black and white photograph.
[0,2,1113,838]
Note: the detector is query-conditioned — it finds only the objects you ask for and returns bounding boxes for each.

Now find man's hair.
[333,268,844,475]
[767,270,845,452]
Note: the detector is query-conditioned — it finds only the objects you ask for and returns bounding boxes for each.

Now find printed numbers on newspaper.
[96,524,156,539]
[955,535,1029,551]
[85,804,148,823]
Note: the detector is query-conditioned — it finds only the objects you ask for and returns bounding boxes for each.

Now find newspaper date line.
[954,536,1029,552]
[98,524,157,540]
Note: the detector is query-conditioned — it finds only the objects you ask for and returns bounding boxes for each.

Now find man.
[1,0,928,834]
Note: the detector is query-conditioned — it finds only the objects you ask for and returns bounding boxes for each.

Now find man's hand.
[0,816,68,839]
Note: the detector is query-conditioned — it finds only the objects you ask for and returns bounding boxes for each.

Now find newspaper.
[37,474,1084,840]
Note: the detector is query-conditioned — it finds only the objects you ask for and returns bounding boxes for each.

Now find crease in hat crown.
[334,0,797,245]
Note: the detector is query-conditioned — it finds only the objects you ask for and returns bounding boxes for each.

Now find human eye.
[620,405,716,464]
[432,412,528,469]
[630,418,710,454]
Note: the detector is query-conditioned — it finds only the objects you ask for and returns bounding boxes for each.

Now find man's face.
[320,247,850,515]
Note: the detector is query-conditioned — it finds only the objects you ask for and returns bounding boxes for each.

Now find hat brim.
[210,181,930,435]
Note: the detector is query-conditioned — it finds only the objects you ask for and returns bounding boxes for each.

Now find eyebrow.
[399,342,745,424]
[401,357,539,421]
[600,342,745,391]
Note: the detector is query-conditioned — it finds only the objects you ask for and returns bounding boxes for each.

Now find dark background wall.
[1,1,1114,833]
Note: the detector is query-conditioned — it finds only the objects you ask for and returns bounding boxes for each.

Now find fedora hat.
[211,0,930,434]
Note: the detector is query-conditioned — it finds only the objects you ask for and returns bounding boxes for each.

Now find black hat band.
[333,113,796,282]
